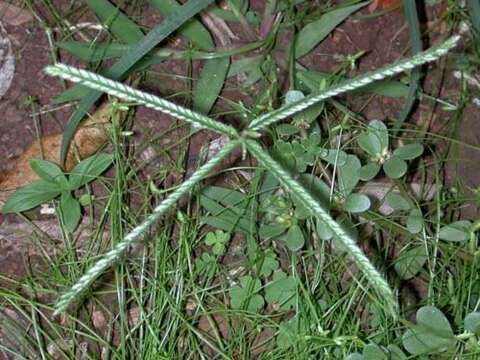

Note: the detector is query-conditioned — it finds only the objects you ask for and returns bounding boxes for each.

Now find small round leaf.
[383,156,407,179]
[363,343,387,360]
[402,305,455,355]
[406,208,423,234]
[385,192,411,211]
[394,246,427,280]
[344,193,371,213]
[438,220,471,242]
[286,224,305,251]
[393,143,424,160]
[464,312,480,335]
[358,162,381,181]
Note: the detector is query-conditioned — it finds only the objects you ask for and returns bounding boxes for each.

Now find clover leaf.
[229,275,264,312]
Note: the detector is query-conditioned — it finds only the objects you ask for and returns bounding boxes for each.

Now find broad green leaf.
[265,271,297,310]
[286,224,305,251]
[58,0,216,163]
[438,220,471,242]
[344,193,371,213]
[394,246,427,280]
[383,156,407,179]
[358,162,381,181]
[363,343,387,360]
[464,312,480,335]
[367,120,389,154]
[277,315,307,349]
[68,153,114,190]
[229,275,264,312]
[316,218,333,240]
[2,180,61,213]
[386,345,407,359]
[316,148,348,166]
[30,159,69,189]
[358,132,382,158]
[406,208,423,234]
[259,223,288,239]
[402,305,455,355]
[85,0,144,44]
[59,192,81,233]
[385,192,410,211]
[193,57,230,114]
[393,143,424,160]
[294,2,367,58]
[148,0,214,50]
[337,155,361,196]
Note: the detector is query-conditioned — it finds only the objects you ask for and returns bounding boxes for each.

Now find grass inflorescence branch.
[46,35,459,315]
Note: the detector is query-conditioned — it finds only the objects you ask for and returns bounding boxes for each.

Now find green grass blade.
[245,139,398,316]
[59,0,216,164]
[467,0,480,48]
[193,57,230,114]
[248,35,460,132]
[295,2,367,58]
[46,64,238,138]
[53,139,240,314]
[394,0,423,132]
[148,0,214,50]
[85,0,144,43]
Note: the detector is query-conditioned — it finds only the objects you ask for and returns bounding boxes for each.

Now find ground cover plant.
[0,0,480,358]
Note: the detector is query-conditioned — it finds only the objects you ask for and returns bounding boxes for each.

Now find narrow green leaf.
[394,0,422,132]
[393,143,424,160]
[344,193,371,213]
[383,156,407,179]
[2,180,61,213]
[193,57,230,114]
[30,159,69,189]
[59,192,81,233]
[57,41,128,63]
[295,2,367,58]
[57,0,216,163]
[148,0,214,50]
[438,220,471,242]
[68,153,114,190]
[85,0,143,44]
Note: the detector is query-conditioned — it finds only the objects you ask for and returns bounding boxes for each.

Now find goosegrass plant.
[44,34,460,315]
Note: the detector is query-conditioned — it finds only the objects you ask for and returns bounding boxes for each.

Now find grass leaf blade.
[59,0,216,164]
